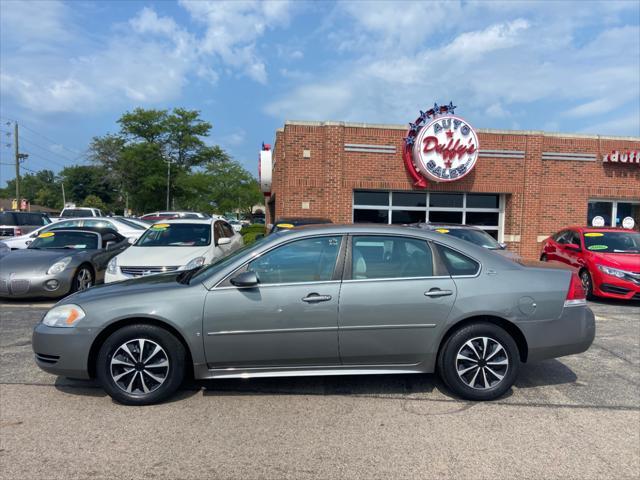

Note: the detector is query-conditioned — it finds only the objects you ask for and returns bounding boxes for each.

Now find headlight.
[598,265,626,278]
[42,304,86,328]
[180,256,205,270]
[47,256,72,275]
[107,256,118,274]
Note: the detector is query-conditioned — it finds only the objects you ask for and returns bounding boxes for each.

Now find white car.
[228,219,243,233]
[57,207,103,219]
[0,217,146,250]
[105,218,243,283]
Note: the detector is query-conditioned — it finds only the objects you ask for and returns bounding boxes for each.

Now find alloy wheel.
[110,339,170,395]
[455,337,509,390]
[580,271,591,295]
[76,268,93,291]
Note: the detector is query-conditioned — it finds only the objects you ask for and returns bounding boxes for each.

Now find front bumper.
[32,323,97,379]
[522,305,596,362]
[0,272,73,299]
[592,272,640,300]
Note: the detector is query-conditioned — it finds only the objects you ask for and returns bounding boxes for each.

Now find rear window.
[62,209,94,218]
[17,213,50,226]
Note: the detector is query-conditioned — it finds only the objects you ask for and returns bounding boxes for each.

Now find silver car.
[32,224,595,405]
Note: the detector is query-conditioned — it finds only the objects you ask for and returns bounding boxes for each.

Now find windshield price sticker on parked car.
[584,232,604,237]
[151,223,170,230]
[435,229,450,233]
[587,244,608,250]
[38,232,55,238]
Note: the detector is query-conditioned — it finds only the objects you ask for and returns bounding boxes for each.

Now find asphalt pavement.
[0,299,639,479]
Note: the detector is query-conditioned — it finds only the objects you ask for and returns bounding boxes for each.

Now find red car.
[540,227,640,300]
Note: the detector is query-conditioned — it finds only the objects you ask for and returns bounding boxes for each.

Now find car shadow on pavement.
[514,359,578,389]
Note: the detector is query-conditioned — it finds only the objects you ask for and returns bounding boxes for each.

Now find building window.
[353,191,503,239]
[588,199,640,228]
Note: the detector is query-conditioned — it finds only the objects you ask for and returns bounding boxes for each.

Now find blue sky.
[1,0,639,187]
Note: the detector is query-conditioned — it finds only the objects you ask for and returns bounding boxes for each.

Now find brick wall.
[269,122,640,259]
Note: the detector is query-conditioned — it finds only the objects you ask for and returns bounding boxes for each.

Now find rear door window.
[351,236,434,280]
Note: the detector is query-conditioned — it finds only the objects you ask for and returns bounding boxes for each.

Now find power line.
[18,136,79,164]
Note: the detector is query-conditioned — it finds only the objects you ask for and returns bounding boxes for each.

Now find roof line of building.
[282,120,640,141]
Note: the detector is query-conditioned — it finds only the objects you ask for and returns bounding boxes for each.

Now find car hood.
[116,245,210,267]
[63,271,188,304]
[0,249,79,275]
[591,252,640,271]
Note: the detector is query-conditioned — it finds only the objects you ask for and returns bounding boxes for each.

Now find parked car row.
[0,216,244,299]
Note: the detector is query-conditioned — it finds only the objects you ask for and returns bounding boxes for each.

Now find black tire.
[580,269,595,300]
[96,324,186,406]
[437,322,520,401]
[71,264,94,293]
[540,254,547,261]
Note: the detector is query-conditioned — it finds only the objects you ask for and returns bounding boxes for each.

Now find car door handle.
[424,289,453,298]
[302,293,332,303]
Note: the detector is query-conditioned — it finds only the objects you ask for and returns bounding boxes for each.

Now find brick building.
[264,120,640,260]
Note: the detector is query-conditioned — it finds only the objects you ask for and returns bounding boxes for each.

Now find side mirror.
[217,237,231,246]
[565,243,581,252]
[230,271,259,287]
[127,237,136,244]
[498,242,507,250]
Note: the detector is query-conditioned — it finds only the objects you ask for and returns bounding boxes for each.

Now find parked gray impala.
[32,224,595,405]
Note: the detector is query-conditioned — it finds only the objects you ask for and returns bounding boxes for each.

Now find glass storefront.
[353,191,503,239]
[587,200,640,229]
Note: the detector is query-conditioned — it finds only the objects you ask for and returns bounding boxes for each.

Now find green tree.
[82,194,107,211]
[60,165,117,209]
[89,107,228,213]
[0,170,62,209]
[176,159,263,217]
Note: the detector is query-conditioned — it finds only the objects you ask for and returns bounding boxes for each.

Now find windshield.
[29,231,99,250]
[583,231,640,254]
[434,228,501,249]
[135,223,211,247]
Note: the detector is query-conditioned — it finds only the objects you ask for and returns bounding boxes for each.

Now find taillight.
[14,228,22,236]
[564,272,586,307]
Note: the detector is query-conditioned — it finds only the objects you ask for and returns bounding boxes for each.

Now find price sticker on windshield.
[584,232,604,237]
[151,223,170,230]
[587,245,608,250]
[38,232,55,238]
[435,229,450,233]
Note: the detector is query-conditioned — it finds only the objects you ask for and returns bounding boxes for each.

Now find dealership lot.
[1,300,638,479]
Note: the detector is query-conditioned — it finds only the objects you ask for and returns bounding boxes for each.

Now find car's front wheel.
[437,322,520,401]
[580,269,594,300]
[72,265,94,292]
[96,324,186,405]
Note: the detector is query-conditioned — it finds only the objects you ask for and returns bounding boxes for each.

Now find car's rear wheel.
[580,269,594,300]
[72,265,94,292]
[96,324,186,405]
[437,322,520,401]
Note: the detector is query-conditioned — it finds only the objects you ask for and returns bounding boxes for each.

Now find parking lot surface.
[1,299,639,479]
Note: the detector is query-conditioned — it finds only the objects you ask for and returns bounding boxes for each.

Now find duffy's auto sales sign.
[404,103,479,186]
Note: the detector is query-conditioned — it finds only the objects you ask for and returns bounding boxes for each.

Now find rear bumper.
[522,305,596,362]
[32,323,95,379]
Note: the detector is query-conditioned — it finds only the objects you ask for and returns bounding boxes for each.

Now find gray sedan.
[1,227,128,299]
[32,224,595,405]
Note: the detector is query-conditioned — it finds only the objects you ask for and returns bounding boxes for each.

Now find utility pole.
[61,182,66,206]
[14,122,20,208]
[165,158,172,211]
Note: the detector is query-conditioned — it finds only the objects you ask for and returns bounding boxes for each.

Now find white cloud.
[178,0,294,83]
[582,112,640,137]
[1,2,295,114]
[265,5,640,137]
